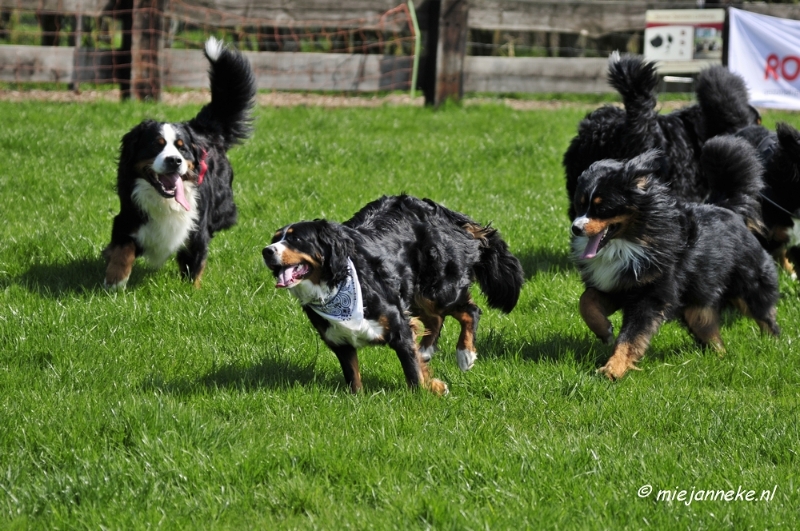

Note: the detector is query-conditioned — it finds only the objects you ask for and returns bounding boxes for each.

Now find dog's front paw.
[456,349,477,372]
[428,378,449,396]
[103,276,129,291]
[597,355,641,381]
[103,243,135,291]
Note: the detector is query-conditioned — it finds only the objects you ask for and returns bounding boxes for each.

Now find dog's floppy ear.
[316,220,354,287]
[119,120,154,165]
[625,149,665,190]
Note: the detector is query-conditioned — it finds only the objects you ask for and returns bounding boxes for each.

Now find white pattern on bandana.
[308,258,365,330]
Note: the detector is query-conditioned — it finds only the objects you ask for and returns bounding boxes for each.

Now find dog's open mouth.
[581,223,620,259]
[275,263,310,288]
[148,169,190,211]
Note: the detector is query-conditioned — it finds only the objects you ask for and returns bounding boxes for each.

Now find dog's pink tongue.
[581,232,604,260]
[173,177,190,211]
[276,267,295,288]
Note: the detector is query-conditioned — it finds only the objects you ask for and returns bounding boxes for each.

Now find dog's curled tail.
[467,224,525,313]
[703,135,766,236]
[191,37,257,149]
[607,52,659,116]
[696,66,759,137]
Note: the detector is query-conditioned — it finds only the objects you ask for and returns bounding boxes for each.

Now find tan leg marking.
[598,341,645,381]
[192,259,207,289]
[452,309,476,354]
[684,306,724,352]
[103,242,136,289]
[414,346,448,396]
[731,298,780,336]
[598,316,661,380]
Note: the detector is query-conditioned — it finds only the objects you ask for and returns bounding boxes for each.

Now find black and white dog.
[103,37,256,289]
[262,195,525,394]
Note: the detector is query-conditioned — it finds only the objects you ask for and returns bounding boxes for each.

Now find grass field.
[1,98,799,530]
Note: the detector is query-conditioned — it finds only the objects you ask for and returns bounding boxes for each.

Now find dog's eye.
[157,138,166,147]
[176,139,184,148]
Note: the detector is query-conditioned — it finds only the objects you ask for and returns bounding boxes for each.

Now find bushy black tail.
[472,226,525,313]
[696,66,760,138]
[607,52,659,119]
[424,199,524,313]
[702,135,766,235]
[190,37,257,149]
[776,122,800,164]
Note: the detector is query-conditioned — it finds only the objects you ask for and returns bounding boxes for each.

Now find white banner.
[728,8,800,110]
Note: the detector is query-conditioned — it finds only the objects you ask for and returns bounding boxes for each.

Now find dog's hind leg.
[731,297,781,337]
[413,296,444,362]
[449,300,482,372]
[580,288,620,345]
[684,306,724,352]
[732,257,781,337]
[330,344,362,394]
[387,313,448,395]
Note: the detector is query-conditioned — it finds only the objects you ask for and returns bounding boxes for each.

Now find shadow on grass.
[143,354,401,395]
[12,257,107,297]
[516,247,574,279]
[15,256,158,297]
[478,328,603,368]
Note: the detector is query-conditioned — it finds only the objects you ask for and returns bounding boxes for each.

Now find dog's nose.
[572,216,589,237]
[262,246,275,263]
[163,156,182,170]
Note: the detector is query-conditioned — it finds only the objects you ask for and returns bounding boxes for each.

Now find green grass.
[1,99,799,530]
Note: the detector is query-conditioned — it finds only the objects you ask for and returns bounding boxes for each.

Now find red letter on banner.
[782,56,800,81]
[765,54,780,80]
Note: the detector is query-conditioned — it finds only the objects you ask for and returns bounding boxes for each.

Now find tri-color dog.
[262,194,525,394]
[103,37,256,289]
[570,137,779,380]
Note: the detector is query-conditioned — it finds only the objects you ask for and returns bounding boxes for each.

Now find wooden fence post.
[131,0,165,101]
[434,0,468,106]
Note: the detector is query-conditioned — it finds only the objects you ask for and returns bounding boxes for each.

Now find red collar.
[197,148,208,185]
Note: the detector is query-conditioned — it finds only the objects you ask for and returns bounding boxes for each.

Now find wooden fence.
[2,0,800,105]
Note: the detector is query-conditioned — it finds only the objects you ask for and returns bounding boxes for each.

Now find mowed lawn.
[1,98,798,530]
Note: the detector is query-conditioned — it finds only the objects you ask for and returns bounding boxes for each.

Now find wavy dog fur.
[736,122,800,278]
[262,194,525,394]
[103,37,256,289]
[570,137,779,380]
[563,54,760,219]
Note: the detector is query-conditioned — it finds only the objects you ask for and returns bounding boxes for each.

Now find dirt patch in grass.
[0,88,697,111]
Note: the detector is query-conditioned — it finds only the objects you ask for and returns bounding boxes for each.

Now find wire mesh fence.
[0,0,418,96]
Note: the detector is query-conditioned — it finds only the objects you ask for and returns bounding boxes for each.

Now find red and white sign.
[729,8,800,110]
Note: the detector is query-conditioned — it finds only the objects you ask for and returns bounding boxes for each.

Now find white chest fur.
[131,179,199,268]
[288,278,384,348]
[321,318,385,348]
[572,237,649,292]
